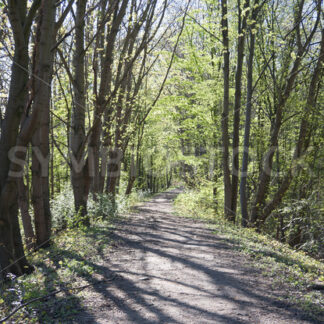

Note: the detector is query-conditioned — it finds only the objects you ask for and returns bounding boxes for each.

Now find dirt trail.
[76,189,316,323]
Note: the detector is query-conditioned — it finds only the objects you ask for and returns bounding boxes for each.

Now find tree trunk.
[250,0,320,227]
[106,148,122,196]
[125,147,136,195]
[258,29,324,224]
[31,0,56,248]
[17,175,35,250]
[0,0,41,277]
[230,0,249,221]
[220,0,232,221]
[166,167,172,188]
[70,0,89,224]
[91,0,128,197]
[240,2,258,227]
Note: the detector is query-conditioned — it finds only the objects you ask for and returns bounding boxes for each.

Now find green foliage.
[174,180,218,222]
[51,185,75,230]
[88,193,116,222]
[276,193,324,257]
[51,185,127,231]
[126,188,154,205]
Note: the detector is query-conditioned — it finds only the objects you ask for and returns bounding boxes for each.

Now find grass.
[174,188,324,322]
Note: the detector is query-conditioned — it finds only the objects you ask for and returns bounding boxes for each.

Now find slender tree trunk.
[230,0,249,221]
[17,176,35,250]
[88,112,102,196]
[50,101,54,200]
[220,0,232,221]
[251,52,309,226]
[91,0,128,197]
[0,0,39,277]
[94,0,110,194]
[240,2,258,227]
[106,98,123,196]
[70,0,89,224]
[31,0,56,248]
[106,148,122,196]
[125,146,136,195]
[166,167,172,188]
[258,29,324,224]
[250,0,321,227]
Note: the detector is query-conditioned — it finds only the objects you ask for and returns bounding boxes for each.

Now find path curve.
[77,189,316,323]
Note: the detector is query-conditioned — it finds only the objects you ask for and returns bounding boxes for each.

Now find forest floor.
[72,189,321,323]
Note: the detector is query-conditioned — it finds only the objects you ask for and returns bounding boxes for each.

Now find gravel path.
[76,189,317,324]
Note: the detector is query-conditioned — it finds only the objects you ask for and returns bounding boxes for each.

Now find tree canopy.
[0,0,323,280]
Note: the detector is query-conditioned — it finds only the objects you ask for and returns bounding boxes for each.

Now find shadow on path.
[73,189,318,324]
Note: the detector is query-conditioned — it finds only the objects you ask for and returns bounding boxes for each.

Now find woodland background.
[0,0,323,280]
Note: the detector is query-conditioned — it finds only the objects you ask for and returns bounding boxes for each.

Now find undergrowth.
[174,185,324,322]
[0,188,152,323]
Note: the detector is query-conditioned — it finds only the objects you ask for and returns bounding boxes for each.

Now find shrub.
[51,185,75,231]
[174,180,221,223]
[50,184,150,231]
[88,193,116,222]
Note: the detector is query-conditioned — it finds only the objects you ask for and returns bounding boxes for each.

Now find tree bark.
[90,0,128,196]
[230,0,249,221]
[0,0,40,277]
[17,175,35,250]
[240,1,259,227]
[70,0,89,224]
[31,0,56,248]
[125,146,136,195]
[220,0,232,221]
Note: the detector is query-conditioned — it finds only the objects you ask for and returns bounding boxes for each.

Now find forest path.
[76,189,315,324]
